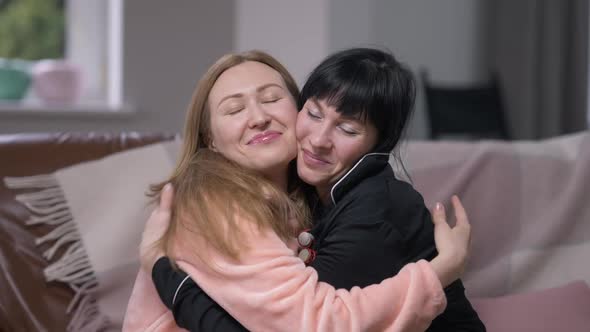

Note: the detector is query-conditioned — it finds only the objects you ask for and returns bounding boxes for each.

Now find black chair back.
[422,71,510,140]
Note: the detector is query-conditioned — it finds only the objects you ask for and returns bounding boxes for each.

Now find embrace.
[123,48,486,331]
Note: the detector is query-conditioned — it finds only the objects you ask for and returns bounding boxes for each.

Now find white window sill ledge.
[0,101,136,118]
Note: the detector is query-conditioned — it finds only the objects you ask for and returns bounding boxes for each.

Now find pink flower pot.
[32,60,82,104]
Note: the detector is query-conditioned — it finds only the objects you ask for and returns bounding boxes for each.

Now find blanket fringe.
[4,174,111,331]
[4,174,59,188]
[27,208,73,226]
[67,294,111,332]
[37,221,80,260]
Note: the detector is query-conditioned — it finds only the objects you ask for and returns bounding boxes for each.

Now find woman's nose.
[309,126,333,149]
[248,104,271,128]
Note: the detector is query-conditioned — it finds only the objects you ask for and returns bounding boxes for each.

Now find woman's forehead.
[209,61,286,103]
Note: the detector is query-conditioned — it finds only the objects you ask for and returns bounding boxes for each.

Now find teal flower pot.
[0,59,32,100]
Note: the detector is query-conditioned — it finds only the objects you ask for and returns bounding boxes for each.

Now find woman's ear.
[201,132,217,151]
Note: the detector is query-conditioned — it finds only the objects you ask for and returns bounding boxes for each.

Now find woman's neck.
[316,186,332,206]
[263,166,289,192]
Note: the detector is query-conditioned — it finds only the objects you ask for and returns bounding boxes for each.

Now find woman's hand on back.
[139,183,174,272]
[429,195,472,287]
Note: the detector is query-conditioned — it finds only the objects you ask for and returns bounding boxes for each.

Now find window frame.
[66,0,123,107]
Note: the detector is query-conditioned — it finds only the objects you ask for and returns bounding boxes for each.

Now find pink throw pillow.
[471,281,590,332]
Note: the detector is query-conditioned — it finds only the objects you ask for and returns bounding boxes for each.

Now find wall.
[234,0,330,86]
[374,0,491,83]
[328,0,376,52]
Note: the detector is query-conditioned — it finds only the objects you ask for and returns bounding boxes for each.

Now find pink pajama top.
[123,216,446,332]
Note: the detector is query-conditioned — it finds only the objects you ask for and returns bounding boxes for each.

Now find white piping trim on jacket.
[329,152,390,205]
[172,275,192,305]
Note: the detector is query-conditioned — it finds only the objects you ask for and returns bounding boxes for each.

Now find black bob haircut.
[299,47,416,153]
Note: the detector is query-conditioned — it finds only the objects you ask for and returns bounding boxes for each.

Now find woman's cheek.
[295,113,308,141]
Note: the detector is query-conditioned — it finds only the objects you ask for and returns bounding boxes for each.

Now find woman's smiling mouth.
[248,131,282,145]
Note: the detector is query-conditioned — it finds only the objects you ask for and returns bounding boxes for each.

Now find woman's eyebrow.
[340,114,363,121]
[257,83,284,92]
[217,93,243,108]
[217,83,284,108]
[308,98,322,110]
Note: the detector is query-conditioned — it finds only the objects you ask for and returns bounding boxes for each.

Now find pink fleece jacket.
[123,217,446,332]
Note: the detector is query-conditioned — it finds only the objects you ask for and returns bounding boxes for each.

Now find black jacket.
[153,153,485,331]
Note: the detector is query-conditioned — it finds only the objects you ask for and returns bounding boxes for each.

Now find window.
[0,0,125,112]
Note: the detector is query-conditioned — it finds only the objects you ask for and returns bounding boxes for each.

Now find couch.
[0,133,174,331]
[1,132,589,331]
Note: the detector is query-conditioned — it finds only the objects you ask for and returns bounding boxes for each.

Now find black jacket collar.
[329,153,390,205]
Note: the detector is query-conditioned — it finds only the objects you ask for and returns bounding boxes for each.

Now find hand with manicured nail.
[429,195,472,287]
[139,183,174,272]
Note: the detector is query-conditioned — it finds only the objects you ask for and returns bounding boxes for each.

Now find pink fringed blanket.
[4,141,180,331]
[401,132,590,297]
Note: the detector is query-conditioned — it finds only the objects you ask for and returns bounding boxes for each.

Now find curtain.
[490,0,589,139]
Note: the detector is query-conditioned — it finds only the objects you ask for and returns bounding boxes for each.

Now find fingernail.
[435,202,444,211]
[164,183,171,191]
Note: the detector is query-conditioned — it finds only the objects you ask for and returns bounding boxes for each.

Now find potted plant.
[0,58,31,101]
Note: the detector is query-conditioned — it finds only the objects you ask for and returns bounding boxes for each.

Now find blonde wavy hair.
[150,50,310,259]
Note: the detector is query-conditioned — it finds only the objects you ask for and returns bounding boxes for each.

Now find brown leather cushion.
[0,132,175,331]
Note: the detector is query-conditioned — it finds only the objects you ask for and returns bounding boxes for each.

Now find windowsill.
[0,101,136,118]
